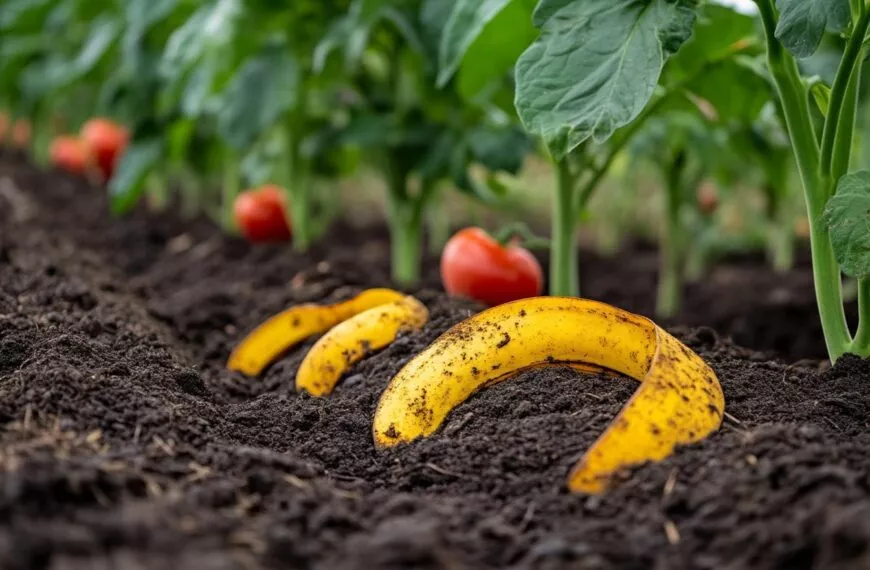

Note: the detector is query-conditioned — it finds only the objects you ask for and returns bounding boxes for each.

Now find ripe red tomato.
[80,118,128,181]
[233,184,293,243]
[50,136,91,175]
[441,227,543,306]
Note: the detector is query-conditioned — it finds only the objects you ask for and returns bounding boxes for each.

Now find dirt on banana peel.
[5,152,870,569]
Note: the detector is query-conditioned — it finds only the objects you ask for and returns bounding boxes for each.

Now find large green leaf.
[515,0,697,159]
[110,139,164,215]
[420,0,454,58]
[216,44,299,151]
[823,170,870,278]
[437,0,513,87]
[774,0,850,58]
[73,16,120,77]
[683,59,769,122]
[161,0,241,82]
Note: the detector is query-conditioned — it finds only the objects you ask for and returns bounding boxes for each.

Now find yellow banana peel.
[296,296,429,396]
[227,288,406,376]
[372,297,724,494]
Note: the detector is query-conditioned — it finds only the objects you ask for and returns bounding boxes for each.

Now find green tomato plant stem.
[178,167,202,219]
[656,151,686,319]
[755,0,864,361]
[221,150,241,234]
[820,9,870,178]
[384,155,431,286]
[551,158,579,297]
[285,87,313,253]
[852,278,870,351]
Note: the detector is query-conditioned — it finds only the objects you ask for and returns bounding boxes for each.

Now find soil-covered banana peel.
[372,297,724,494]
[227,288,406,376]
[296,296,429,396]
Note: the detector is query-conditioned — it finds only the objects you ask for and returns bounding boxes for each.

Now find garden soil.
[2,152,870,569]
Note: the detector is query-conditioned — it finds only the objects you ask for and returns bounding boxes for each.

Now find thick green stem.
[289,183,312,252]
[769,220,795,273]
[284,88,314,252]
[31,112,53,166]
[389,209,422,286]
[551,159,579,297]
[179,168,202,218]
[820,9,870,177]
[426,192,450,255]
[851,279,870,354]
[385,161,421,285]
[830,61,861,182]
[147,175,169,211]
[222,152,240,233]
[756,0,852,360]
[656,153,685,318]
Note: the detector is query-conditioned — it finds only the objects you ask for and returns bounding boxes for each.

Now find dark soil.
[2,152,870,570]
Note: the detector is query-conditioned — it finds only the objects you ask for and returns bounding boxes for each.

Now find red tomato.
[50,136,92,175]
[233,184,293,243]
[80,118,128,180]
[441,227,543,306]
[11,120,30,148]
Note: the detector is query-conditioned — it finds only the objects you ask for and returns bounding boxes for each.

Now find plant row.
[3,0,870,362]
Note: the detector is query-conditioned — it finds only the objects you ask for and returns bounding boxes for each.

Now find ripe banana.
[296,296,429,396]
[372,297,724,494]
[227,288,406,376]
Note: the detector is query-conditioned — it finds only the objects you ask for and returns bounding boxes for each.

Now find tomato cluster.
[50,118,128,181]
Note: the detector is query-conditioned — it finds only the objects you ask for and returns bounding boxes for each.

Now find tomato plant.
[441,227,543,306]
[440,1,765,298]
[750,0,870,361]
[313,0,533,285]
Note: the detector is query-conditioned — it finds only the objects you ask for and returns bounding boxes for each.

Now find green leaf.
[73,17,120,77]
[665,3,757,82]
[808,77,831,116]
[466,125,534,174]
[532,0,574,26]
[515,0,697,159]
[161,0,241,81]
[437,0,513,87]
[420,0,454,58]
[683,59,769,122]
[455,0,538,99]
[774,0,850,58]
[312,0,389,73]
[216,44,299,151]
[181,60,218,118]
[110,139,164,215]
[823,170,870,278]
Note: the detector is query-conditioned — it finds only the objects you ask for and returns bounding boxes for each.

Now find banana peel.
[372,297,724,494]
[227,288,406,376]
[296,296,429,396]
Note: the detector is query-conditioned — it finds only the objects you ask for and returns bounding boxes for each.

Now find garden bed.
[2,155,870,569]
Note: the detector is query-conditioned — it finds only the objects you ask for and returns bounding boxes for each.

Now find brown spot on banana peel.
[227,288,406,376]
[371,297,724,495]
[296,296,429,397]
